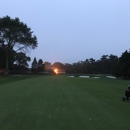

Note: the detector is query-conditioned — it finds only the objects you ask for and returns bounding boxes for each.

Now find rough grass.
[0,75,130,130]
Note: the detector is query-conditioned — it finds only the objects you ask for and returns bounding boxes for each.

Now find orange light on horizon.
[54,69,58,74]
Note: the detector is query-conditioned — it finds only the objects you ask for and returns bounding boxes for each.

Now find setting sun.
[54,69,58,74]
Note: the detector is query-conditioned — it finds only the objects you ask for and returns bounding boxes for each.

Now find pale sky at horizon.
[1,0,130,65]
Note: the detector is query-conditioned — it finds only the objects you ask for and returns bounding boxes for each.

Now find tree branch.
[16,46,25,52]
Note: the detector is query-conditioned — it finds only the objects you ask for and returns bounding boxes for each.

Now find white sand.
[79,76,89,78]
[92,77,100,78]
[106,76,116,79]
[67,76,74,77]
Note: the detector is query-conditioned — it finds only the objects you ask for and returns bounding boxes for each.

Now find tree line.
[64,54,118,75]
[0,16,130,79]
[40,51,130,80]
[65,50,130,79]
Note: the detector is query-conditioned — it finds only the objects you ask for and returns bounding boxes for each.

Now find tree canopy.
[0,16,38,75]
[116,50,130,79]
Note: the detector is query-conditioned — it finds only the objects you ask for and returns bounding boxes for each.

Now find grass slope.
[0,75,130,130]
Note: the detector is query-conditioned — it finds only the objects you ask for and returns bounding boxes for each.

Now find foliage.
[0,16,38,75]
[53,62,65,69]
[116,50,130,79]
[64,54,119,75]
[44,62,52,72]
[31,57,38,73]
[31,58,44,73]
[37,59,44,72]
[12,52,31,73]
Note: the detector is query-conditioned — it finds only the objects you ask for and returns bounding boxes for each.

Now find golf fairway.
[0,75,130,130]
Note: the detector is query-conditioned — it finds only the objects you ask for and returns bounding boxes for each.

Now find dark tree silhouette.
[53,62,65,69]
[0,16,38,75]
[37,59,44,72]
[116,50,130,79]
[64,54,119,75]
[31,57,38,73]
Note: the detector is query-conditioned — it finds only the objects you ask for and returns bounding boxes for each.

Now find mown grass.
[0,75,130,130]
[0,75,41,85]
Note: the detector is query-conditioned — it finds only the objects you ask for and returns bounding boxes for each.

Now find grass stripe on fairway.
[0,75,130,130]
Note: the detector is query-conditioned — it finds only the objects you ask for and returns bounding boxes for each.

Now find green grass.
[0,75,41,85]
[0,75,130,130]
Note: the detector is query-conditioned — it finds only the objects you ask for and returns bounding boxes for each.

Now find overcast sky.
[1,0,130,64]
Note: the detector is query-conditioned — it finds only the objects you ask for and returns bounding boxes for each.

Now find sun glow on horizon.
[54,69,58,74]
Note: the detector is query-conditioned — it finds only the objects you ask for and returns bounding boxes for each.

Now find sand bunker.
[67,76,74,77]
[92,77,100,78]
[79,76,89,78]
[106,76,116,79]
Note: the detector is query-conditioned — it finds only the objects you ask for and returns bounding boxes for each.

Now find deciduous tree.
[0,16,38,75]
